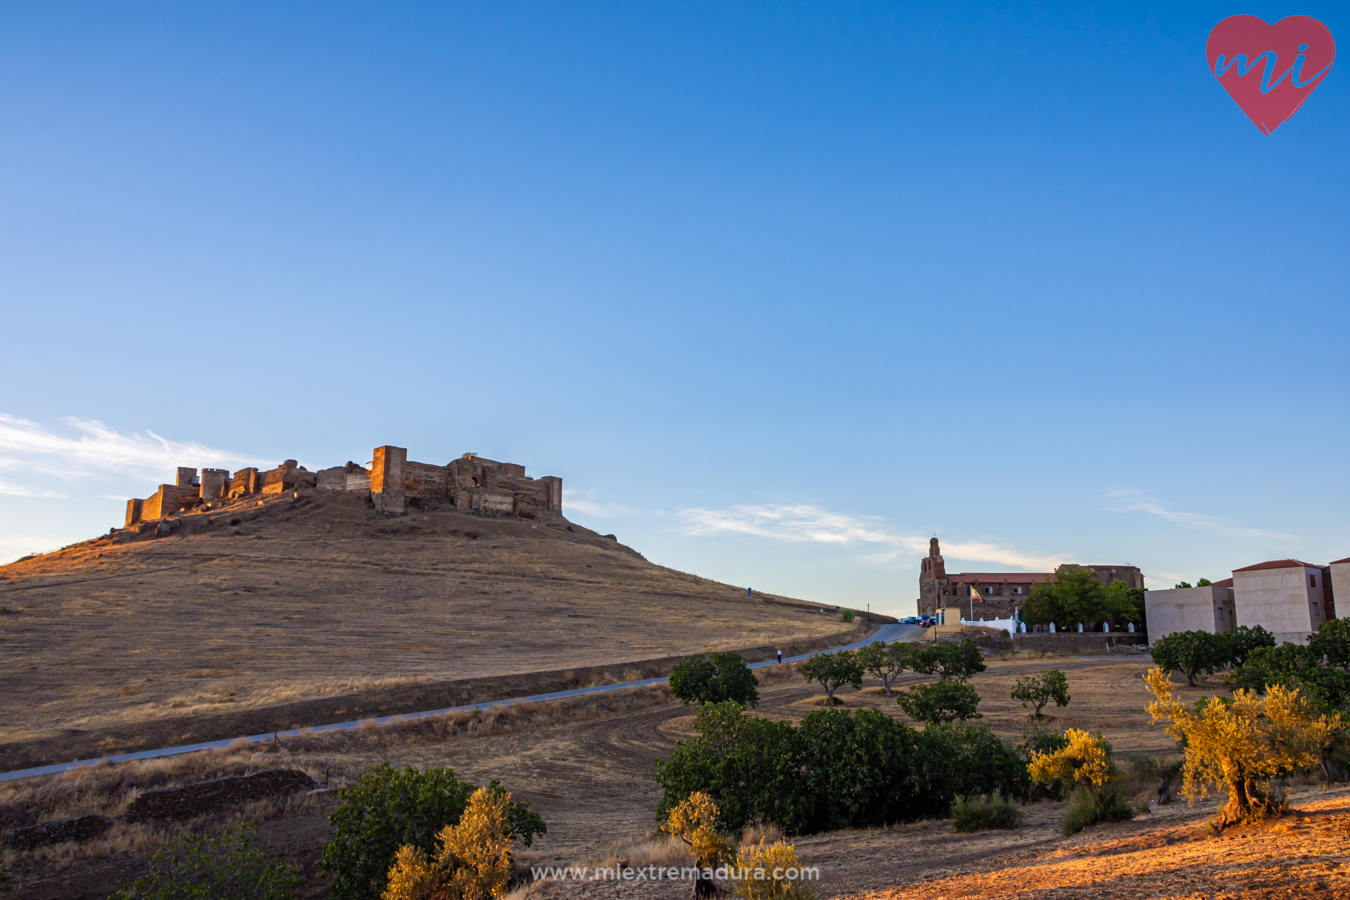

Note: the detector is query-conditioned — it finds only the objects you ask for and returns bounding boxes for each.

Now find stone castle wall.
[123,445,562,526]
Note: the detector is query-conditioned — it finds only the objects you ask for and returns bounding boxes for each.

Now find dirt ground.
[0,489,862,768]
[9,652,1342,900]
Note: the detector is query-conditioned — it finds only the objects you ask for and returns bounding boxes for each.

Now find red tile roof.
[1232,559,1321,573]
[947,572,1052,583]
[1211,578,1234,588]
[1330,556,1350,565]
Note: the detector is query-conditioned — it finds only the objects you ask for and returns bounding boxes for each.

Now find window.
[985,587,994,595]
[1310,574,1318,588]
[1217,608,1224,619]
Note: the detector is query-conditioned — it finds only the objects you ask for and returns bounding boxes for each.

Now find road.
[0,622,924,783]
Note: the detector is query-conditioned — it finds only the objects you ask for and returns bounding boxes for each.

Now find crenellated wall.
[122,445,563,525]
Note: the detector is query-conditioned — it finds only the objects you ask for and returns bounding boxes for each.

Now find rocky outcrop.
[3,814,112,850]
[121,769,315,823]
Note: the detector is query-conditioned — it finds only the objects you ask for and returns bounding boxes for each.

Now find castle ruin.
[124,445,562,526]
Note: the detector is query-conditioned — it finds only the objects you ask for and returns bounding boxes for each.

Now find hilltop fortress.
[124,444,562,526]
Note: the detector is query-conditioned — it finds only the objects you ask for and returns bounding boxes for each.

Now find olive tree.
[798,651,864,704]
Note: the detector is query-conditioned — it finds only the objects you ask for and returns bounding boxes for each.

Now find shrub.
[896,680,981,725]
[1150,631,1224,686]
[733,839,816,900]
[321,765,545,900]
[670,652,760,708]
[839,609,855,623]
[1060,783,1134,836]
[382,786,516,900]
[1145,667,1332,828]
[1027,728,1117,788]
[661,792,734,869]
[798,651,864,704]
[655,704,1027,834]
[1010,669,1070,718]
[950,793,1022,833]
[111,824,299,900]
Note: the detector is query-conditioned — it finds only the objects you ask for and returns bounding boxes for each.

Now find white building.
[1331,556,1350,620]
[1232,559,1334,645]
[1143,579,1236,645]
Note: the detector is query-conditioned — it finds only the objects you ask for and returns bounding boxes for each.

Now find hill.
[0,486,868,770]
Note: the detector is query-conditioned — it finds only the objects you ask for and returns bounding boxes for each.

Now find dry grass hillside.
[0,488,864,769]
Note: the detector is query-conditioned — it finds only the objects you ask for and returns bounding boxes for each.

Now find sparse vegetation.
[1010,669,1070,718]
[797,651,863,704]
[838,609,855,623]
[670,652,760,708]
[321,765,544,900]
[110,824,299,900]
[950,793,1022,833]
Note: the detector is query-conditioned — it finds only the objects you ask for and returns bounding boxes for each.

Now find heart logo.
[1206,15,1336,134]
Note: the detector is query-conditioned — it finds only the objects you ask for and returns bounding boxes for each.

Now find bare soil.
[9,654,1341,899]
[0,489,864,768]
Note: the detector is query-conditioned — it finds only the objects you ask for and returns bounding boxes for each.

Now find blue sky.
[1,2,1346,615]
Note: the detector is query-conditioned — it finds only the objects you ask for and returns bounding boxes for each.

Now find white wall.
[1144,584,1233,645]
[1331,560,1350,620]
[1233,565,1324,645]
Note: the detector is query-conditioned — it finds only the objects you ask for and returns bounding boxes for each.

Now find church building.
[918,538,1144,620]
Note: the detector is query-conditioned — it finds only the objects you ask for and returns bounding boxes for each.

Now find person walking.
[776,649,782,665]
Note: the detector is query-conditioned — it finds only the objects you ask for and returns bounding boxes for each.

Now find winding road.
[0,622,922,783]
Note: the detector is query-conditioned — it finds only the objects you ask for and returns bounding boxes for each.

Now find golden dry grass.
[0,489,861,768]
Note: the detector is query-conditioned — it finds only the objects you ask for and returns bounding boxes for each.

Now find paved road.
[0,622,924,783]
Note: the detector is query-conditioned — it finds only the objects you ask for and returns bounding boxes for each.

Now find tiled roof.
[1211,578,1234,588]
[1232,559,1321,573]
[947,572,1052,583]
[1330,556,1350,565]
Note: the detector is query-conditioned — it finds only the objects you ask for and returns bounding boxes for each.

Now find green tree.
[669,652,760,708]
[909,640,986,681]
[896,680,981,724]
[1219,625,1276,669]
[112,825,299,900]
[1023,567,1114,629]
[1196,578,1213,587]
[320,765,545,900]
[798,650,864,704]
[1150,630,1224,687]
[1175,581,1193,589]
[855,641,906,695]
[1010,669,1070,718]
[1310,618,1350,672]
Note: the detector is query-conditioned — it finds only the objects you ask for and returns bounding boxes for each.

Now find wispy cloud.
[679,504,897,545]
[1102,489,1295,540]
[0,415,259,483]
[0,479,67,498]
[563,488,641,519]
[677,504,1064,570]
